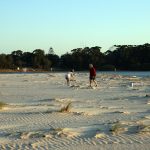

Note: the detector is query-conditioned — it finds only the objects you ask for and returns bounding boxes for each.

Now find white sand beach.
[0,72,150,150]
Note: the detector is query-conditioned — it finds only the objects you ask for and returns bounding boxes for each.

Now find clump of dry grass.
[95,133,106,139]
[0,102,7,109]
[50,128,64,137]
[137,124,150,134]
[145,94,150,97]
[110,123,127,135]
[59,102,72,113]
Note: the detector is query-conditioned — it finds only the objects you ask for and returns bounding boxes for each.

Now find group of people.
[65,64,97,87]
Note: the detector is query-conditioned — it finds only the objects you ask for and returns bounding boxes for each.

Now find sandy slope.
[0,72,150,150]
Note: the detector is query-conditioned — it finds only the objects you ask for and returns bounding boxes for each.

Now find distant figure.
[65,69,75,86]
[89,64,97,87]
[22,68,27,72]
[17,67,20,71]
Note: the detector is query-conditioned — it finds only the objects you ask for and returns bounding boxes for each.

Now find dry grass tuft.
[51,128,64,137]
[137,124,150,134]
[145,94,150,97]
[110,123,127,135]
[59,102,72,113]
[0,102,7,109]
[95,133,106,139]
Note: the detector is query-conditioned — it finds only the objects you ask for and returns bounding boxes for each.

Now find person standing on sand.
[65,69,75,86]
[89,64,97,87]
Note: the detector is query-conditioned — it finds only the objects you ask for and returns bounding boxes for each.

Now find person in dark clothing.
[89,64,97,87]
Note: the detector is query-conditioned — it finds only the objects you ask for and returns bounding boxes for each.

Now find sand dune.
[0,73,150,149]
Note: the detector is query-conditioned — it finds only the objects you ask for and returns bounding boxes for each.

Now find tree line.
[0,43,150,71]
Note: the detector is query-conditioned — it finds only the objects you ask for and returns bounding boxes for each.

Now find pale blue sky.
[0,0,150,55]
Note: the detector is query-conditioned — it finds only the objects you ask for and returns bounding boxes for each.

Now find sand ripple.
[0,73,150,149]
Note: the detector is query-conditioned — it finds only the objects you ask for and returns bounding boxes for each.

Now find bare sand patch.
[0,73,150,149]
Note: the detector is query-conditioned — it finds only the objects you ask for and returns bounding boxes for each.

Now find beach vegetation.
[137,124,150,133]
[59,102,72,113]
[0,102,7,109]
[110,123,126,134]
[0,43,150,71]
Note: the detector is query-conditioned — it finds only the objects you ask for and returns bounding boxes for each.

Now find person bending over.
[65,70,75,86]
